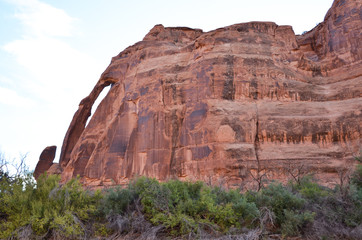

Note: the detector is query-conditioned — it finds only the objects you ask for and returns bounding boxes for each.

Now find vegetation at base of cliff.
[0,173,102,239]
[0,161,361,239]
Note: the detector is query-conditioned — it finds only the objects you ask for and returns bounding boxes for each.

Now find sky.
[0,0,334,171]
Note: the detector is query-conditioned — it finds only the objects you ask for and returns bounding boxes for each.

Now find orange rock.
[44,0,361,188]
[34,146,57,179]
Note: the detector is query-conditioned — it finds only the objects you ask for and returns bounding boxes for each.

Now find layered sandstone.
[37,0,361,188]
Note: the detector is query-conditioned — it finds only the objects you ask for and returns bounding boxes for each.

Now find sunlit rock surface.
[40,0,361,188]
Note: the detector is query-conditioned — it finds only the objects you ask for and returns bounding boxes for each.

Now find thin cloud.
[9,0,75,37]
[3,36,100,99]
[3,0,102,101]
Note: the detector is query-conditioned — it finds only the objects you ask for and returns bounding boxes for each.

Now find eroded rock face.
[54,0,361,188]
[34,146,57,179]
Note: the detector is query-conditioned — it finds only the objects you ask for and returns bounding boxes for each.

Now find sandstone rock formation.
[40,0,362,188]
[34,146,57,179]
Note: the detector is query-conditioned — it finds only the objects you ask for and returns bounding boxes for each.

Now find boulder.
[34,146,57,179]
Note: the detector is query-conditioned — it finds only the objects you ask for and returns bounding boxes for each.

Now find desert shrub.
[209,186,259,227]
[0,173,102,238]
[324,163,362,229]
[291,176,330,201]
[94,222,112,237]
[1,166,360,239]
[100,187,136,216]
[32,174,102,236]
[309,190,361,239]
[281,209,315,237]
[249,183,305,224]
[0,172,35,238]
[299,169,361,239]
[344,188,362,228]
[128,176,259,236]
[196,186,238,231]
[246,182,315,236]
[351,164,362,189]
[326,180,361,228]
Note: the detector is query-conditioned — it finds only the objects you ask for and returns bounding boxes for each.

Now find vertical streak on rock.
[170,110,179,176]
[169,109,185,177]
[125,124,139,178]
[222,55,235,100]
[210,73,215,98]
[254,103,261,171]
[160,79,166,107]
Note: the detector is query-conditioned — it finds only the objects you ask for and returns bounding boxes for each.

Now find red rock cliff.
[36,0,362,188]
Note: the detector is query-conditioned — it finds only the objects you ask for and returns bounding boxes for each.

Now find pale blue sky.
[0,0,333,170]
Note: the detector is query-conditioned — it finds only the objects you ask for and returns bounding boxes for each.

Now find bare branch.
[0,151,30,180]
[285,162,310,185]
[249,167,268,191]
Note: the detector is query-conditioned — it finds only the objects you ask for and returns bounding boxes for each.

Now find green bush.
[100,187,136,216]
[0,173,102,238]
[249,183,305,225]
[0,172,35,238]
[329,184,362,228]
[281,209,315,237]
[0,168,360,239]
[291,176,330,200]
[351,164,362,189]
[246,182,315,236]
[322,163,361,229]
[128,177,259,235]
[94,222,112,237]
